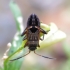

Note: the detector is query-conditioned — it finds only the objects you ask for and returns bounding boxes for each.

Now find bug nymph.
[21,14,47,51]
[10,14,54,61]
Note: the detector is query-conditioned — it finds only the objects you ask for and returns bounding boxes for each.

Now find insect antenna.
[34,51,55,59]
[10,51,31,61]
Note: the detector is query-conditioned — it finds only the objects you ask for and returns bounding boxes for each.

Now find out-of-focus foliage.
[39,22,66,50]
[62,41,70,58]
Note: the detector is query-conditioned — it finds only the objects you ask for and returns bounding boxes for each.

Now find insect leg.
[21,28,27,36]
[40,38,43,40]
[23,35,27,41]
[10,51,31,61]
[34,51,55,59]
[40,28,47,34]
[21,26,32,36]
[38,44,40,47]
[35,26,48,34]
[40,34,44,40]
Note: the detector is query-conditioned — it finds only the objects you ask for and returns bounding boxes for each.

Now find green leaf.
[9,0,23,32]
[3,1,25,70]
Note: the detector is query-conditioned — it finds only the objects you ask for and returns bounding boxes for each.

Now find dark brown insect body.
[21,14,47,51]
[10,14,54,61]
[27,28,39,51]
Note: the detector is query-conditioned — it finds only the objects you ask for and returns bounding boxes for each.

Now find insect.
[10,14,54,61]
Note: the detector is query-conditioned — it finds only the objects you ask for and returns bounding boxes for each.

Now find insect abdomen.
[28,44,37,51]
[27,29,39,51]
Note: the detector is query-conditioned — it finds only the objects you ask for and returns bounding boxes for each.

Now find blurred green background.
[0,0,70,70]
